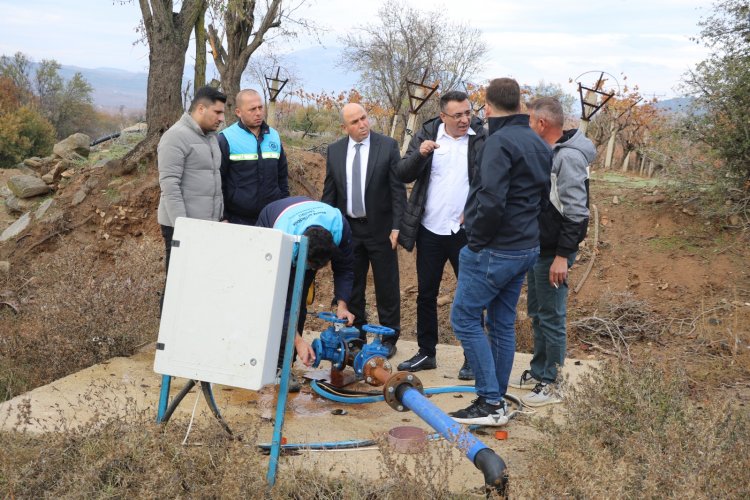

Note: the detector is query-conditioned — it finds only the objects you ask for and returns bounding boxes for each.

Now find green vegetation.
[591,170,665,189]
[647,235,702,254]
[684,0,750,186]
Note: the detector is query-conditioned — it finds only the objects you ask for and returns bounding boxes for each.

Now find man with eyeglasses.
[395,90,487,379]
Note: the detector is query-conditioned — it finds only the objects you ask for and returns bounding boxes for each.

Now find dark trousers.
[348,218,401,344]
[278,268,316,368]
[159,224,174,315]
[415,225,467,357]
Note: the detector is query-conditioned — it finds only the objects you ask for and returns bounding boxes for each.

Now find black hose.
[473,448,508,496]
[160,379,197,423]
[200,381,235,437]
[90,132,121,147]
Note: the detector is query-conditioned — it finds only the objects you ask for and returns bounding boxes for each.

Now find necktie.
[351,143,365,217]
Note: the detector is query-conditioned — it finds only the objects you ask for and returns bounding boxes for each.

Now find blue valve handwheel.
[317,311,347,323]
[362,324,395,336]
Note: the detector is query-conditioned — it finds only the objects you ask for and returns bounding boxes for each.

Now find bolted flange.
[382,371,424,411]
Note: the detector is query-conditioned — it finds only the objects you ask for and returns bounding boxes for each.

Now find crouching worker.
[256,196,355,391]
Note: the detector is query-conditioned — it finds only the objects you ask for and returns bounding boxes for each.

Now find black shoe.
[397,351,437,371]
[457,357,474,380]
[383,342,398,359]
[449,397,507,426]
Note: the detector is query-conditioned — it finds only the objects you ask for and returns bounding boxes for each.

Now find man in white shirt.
[395,91,487,376]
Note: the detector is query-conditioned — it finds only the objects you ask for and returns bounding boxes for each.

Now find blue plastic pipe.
[266,236,309,486]
[397,384,507,491]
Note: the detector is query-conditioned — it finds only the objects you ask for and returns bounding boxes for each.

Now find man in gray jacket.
[509,97,596,407]
[157,86,227,274]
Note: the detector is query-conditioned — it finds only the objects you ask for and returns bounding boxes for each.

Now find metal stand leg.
[156,374,172,422]
[266,236,309,486]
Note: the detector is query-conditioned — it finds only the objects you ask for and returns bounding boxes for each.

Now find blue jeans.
[527,253,576,383]
[451,245,539,403]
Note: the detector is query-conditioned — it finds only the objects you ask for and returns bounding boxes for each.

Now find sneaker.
[521,382,562,407]
[276,368,301,393]
[397,351,436,371]
[508,369,541,390]
[457,357,474,380]
[449,397,508,426]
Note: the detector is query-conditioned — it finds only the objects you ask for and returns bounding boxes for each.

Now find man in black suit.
[322,103,406,358]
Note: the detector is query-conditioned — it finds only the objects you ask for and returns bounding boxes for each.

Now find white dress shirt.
[345,134,370,217]
[421,123,474,235]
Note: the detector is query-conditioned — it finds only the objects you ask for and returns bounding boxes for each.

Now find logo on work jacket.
[268,141,279,151]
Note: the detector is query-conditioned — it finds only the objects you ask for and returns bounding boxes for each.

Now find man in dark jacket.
[395,90,486,378]
[509,97,596,407]
[449,78,551,426]
[219,89,289,225]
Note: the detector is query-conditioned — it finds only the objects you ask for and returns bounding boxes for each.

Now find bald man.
[322,103,406,358]
[218,89,289,225]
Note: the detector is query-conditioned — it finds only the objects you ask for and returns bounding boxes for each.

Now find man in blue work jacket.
[219,89,289,225]
[257,196,355,390]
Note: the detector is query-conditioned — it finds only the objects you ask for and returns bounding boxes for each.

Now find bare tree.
[117,0,207,174]
[206,0,315,124]
[340,0,487,138]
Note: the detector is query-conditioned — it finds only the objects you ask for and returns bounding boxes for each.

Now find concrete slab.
[0,337,597,492]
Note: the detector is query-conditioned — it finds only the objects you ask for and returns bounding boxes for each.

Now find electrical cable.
[311,380,525,420]
[182,388,201,445]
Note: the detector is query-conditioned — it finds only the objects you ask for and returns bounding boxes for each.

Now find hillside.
[0,133,749,497]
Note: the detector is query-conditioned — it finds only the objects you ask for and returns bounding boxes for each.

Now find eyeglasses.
[442,110,472,120]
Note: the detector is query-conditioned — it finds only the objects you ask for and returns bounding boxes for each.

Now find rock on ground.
[7,175,51,199]
[53,133,91,159]
[0,212,31,242]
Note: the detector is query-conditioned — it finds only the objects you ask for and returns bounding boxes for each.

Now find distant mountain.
[654,96,695,115]
[57,65,147,112]
[50,46,359,112]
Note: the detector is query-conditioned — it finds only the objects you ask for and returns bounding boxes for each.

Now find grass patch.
[591,170,666,189]
[647,235,702,253]
[511,361,750,498]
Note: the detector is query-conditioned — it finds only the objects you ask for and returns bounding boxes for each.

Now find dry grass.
[512,361,750,498]
[571,292,667,360]
[0,378,478,499]
[0,237,162,401]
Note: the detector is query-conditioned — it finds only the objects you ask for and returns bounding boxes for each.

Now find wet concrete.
[0,337,598,492]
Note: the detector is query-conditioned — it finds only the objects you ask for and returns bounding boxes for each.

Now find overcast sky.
[0,0,713,98]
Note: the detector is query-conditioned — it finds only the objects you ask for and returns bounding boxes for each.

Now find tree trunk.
[389,113,400,139]
[207,0,283,128]
[222,67,243,126]
[621,150,631,172]
[604,123,617,170]
[639,153,647,176]
[194,6,207,89]
[115,0,205,175]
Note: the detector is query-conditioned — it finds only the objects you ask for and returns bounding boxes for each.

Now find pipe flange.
[362,356,392,386]
[383,371,424,411]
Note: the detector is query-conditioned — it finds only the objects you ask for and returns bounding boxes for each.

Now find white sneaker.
[508,369,541,390]
[522,383,562,407]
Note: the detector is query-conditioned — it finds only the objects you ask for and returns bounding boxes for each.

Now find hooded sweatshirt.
[539,128,597,257]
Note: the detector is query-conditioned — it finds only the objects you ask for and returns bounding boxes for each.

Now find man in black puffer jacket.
[395,90,486,379]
